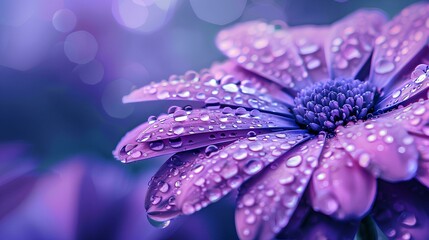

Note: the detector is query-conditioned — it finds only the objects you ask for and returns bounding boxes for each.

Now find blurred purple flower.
[0,143,38,220]
[0,155,228,240]
[115,2,429,239]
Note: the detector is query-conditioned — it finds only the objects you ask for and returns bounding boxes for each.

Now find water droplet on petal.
[147,215,171,228]
[374,59,395,74]
[286,155,302,167]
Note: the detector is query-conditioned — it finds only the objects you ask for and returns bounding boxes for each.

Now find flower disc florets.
[293,79,377,133]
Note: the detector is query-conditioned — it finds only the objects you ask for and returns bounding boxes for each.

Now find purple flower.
[114,2,429,239]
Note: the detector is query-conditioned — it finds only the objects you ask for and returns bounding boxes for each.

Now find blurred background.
[0,0,423,239]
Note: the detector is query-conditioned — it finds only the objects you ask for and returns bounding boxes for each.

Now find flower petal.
[145,130,311,222]
[370,2,429,89]
[277,209,359,240]
[335,119,418,182]
[289,26,330,82]
[210,60,295,106]
[376,98,429,136]
[413,135,429,188]
[114,107,298,162]
[372,180,429,240]
[216,21,312,91]
[326,10,386,80]
[375,64,429,112]
[235,134,325,240]
[309,138,377,220]
[124,62,293,115]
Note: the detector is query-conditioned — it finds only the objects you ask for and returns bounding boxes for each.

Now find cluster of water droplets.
[117,105,296,163]
[372,181,428,240]
[371,3,429,88]
[328,11,384,78]
[145,131,311,227]
[377,64,429,110]
[217,21,312,90]
[235,134,325,239]
[123,67,290,114]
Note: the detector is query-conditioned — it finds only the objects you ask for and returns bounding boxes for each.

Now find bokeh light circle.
[52,9,77,33]
[74,60,104,85]
[112,0,149,29]
[190,0,247,25]
[64,31,98,64]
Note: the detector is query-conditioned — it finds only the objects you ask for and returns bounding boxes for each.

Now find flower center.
[293,79,377,133]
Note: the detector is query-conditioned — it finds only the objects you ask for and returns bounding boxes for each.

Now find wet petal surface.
[310,138,376,220]
[114,107,298,162]
[124,62,292,115]
[372,180,429,240]
[235,134,325,240]
[326,10,386,79]
[277,209,359,240]
[216,21,311,90]
[335,119,418,182]
[289,26,330,82]
[375,64,429,112]
[145,130,310,222]
[370,2,429,89]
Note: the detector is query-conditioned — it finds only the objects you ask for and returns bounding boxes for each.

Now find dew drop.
[243,159,263,175]
[205,145,219,156]
[286,155,302,167]
[159,182,170,193]
[173,126,185,135]
[278,172,295,185]
[233,149,248,161]
[147,216,171,228]
[242,194,255,207]
[149,140,165,151]
[173,110,188,122]
[374,59,395,74]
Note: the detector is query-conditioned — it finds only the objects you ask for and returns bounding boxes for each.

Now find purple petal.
[335,119,418,182]
[114,108,298,163]
[289,26,330,82]
[309,138,376,220]
[277,209,359,240]
[375,64,429,112]
[216,21,312,90]
[145,130,311,222]
[124,62,293,115]
[414,135,429,188]
[210,60,295,106]
[370,2,429,89]
[326,10,386,79]
[377,99,429,136]
[0,173,37,220]
[372,180,429,240]
[235,134,325,240]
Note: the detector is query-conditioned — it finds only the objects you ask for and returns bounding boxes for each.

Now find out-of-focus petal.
[372,180,429,240]
[289,26,330,82]
[235,134,325,240]
[309,138,376,220]
[325,10,386,80]
[114,107,298,163]
[375,64,429,112]
[145,130,311,222]
[370,2,429,90]
[216,21,312,91]
[413,135,429,188]
[335,119,418,182]
[277,209,359,240]
[124,62,293,115]
[210,61,295,106]
[376,98,429,136]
